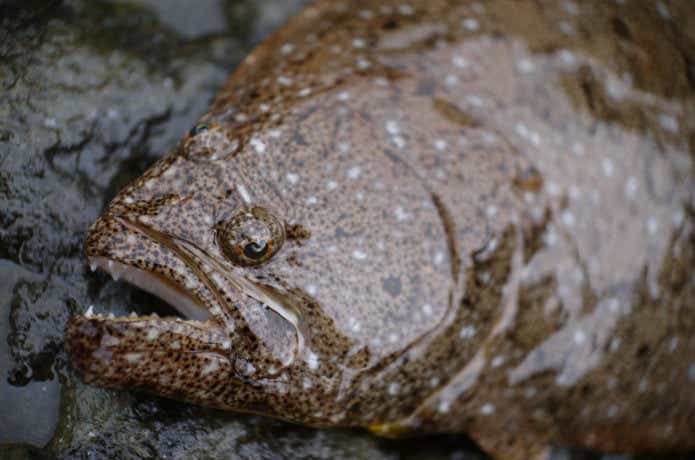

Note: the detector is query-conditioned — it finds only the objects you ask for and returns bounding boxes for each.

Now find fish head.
[66,88,457,424]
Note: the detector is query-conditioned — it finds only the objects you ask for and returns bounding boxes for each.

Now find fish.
[64,1,695,458]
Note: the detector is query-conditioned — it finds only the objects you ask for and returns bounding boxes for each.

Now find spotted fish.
[65,1,695,458]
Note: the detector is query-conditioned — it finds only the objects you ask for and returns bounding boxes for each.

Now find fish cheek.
[234,299,297,376]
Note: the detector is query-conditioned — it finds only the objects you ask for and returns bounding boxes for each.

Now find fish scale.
[65,1,695,458]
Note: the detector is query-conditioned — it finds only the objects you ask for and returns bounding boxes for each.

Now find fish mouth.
[78,214,221,324]
[86,256,211,322]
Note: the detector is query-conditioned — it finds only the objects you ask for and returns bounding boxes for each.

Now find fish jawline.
[88,256,211,322]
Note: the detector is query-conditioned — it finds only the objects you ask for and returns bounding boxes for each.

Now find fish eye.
[217,207,284,267]
[188,123,211,137]
[243,240,268,260]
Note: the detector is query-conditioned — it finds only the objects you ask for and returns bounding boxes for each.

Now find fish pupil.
[243,240,268,259]
[189,123,210,136]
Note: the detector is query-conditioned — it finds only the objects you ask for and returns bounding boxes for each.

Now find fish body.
[66,1,695,458]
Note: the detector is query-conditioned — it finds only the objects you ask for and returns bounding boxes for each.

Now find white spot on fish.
[280,43,294,55]
[305,284,318,296]
[125,353,143,363]
[356,57,371,70]
[422,304,433,316]
[286,173,300,185]
[306,196,318,205]
[444,74,459,87]
[480,403,496,415]
[350,318,361,333]
[452,54,468,69]
[385,120,400,135]
[546,181,561,196]
[459,325,476,340]
[221,340,231,350]
[515,123,540,145]
[250,138,266,154]
[388,382,400,395]
[438,399,451,414]
[466,94,484,107]
[434,139,447,151]
[647,216,659,236]
[346,166,362,180]
[326,180,338,190]
[297,88,312,97]
[101,335,120,347]
[398,4,414,15]
[516,58,535,74]
[237,184,252,204]
[306,351,320,370]
[352,38,366,48]
[352,250,367,260]
[146,328,160,341]
[491,356,505,368]
[574,329,587,344]
[461,18,479,31]
[601,158,614,177]
[658,114,678,133]
[338,91,350,101]
[201,359,220,376]
[561,210,576,228]
[303,377,313,389]
[277,76,293,86]
[394,206,410,222]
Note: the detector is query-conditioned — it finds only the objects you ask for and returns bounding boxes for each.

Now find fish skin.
[65,1,695,458]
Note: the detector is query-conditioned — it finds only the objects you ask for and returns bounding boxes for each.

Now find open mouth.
[85,256,212,322]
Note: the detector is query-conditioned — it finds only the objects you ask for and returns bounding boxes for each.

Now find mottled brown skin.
[65,1,695,459]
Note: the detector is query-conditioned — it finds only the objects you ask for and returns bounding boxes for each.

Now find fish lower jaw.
[80,304,210,327]
[86,256,212,322]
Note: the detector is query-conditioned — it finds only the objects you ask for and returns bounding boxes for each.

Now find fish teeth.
[108,313,115,319]
[112,272,120,281]
[89,262,97,272]
[85,305,95,317]
[129,311,137,318]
